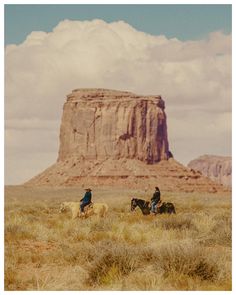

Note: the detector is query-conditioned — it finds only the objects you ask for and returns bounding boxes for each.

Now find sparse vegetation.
[5,186,231,290]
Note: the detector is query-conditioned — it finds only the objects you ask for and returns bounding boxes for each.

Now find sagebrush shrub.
[154,242,218,281]
[160,215,196,231]
[86,243,139,285]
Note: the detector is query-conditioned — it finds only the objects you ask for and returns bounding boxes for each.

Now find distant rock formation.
[58,88,170,163]
[188,155,231,187]
[26,89,227,192]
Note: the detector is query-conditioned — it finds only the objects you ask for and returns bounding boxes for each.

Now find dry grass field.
[5,185,232,291]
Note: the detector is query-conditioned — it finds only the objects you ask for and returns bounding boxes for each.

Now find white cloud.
[5,19,232,184]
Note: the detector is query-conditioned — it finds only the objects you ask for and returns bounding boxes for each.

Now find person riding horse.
[80,188,92,214]
[150,187,161,213]
[131,197,176,215]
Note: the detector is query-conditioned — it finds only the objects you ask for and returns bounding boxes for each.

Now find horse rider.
[150,186,161,213]
[80,188,92,214]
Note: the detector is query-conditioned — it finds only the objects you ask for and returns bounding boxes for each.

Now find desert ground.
[5,185,232,291]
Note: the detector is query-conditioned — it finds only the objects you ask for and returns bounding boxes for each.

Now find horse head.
[131,198,138,211]
[59,202,66,213]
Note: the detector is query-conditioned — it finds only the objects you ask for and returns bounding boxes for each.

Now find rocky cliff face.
[58,88,170,163]
[188,155,232,187]
[26,89,227,192]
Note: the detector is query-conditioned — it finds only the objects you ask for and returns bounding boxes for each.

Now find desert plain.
[5,185,231,291]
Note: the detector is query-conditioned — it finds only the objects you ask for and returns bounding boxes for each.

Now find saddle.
[156,200,162,208]
[84,202,93,211]
[152,200,162,213]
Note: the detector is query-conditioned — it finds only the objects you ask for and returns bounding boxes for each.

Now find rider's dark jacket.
[80,191,92,203]
[151,189,161,203]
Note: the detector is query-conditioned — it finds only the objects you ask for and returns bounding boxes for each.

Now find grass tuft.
[86,243,139,286]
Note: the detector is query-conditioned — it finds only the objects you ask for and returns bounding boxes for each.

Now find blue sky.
[5,4,231,45]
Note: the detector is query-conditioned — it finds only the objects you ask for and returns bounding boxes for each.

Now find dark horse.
[131,198,176,215]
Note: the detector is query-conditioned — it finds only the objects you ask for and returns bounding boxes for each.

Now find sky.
[5,4,232,44]
[4,4,232,184]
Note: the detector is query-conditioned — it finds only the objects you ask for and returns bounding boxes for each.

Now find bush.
[160,215,197,231]
[5,266,18,290]
[154,241,218,282]
[5,224,36,241]
[86,242,139,286]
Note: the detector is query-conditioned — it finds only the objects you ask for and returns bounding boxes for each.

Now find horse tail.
[104,204,109,216]
[101,203,108,217]
[171,203,176,214]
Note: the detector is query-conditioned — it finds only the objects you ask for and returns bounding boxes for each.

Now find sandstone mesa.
[26,89,227,192]
[188,155,232,187]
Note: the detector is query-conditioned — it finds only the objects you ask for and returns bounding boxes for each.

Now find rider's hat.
[85,188,92,191]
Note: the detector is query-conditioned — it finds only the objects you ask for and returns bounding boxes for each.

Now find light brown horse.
[82,202,108,218]
[59,201,108,219]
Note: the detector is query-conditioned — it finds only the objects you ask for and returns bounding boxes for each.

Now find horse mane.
[135,198,150,209]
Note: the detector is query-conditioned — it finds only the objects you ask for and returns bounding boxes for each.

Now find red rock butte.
[188,155,232,187]
[26,88,227,192]
[59,88,169,163]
